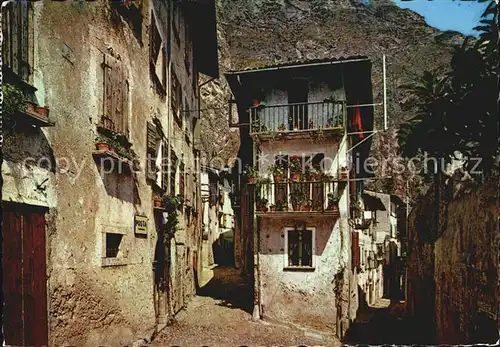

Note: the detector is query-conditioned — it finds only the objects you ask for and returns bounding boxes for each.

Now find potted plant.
[327,193,340,213]
[326,117,334,128]
[311,162,323,181]
[153,193,163,208]
[290,190,305,211]
[244,165,259,184]
[303,199,313,211]
[278,123,286,132]
[95,133,113,152]
[289,155,302,182]
[275,200,286,212]
[256,196,268,212]
[163,194,181,212]
[269,204,276,212]
[339,166,349,180]
[270,164,285,183]
[293,123,299,131]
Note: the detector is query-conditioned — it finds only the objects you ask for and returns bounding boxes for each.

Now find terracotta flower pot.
[274,174,284,183]
[96,142,110,151]
[248,177,256,184]
[153,199,162,208]
[269,206,276,212]
[35,106,49,117]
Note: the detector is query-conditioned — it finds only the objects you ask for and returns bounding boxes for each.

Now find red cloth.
[352,103,364,139]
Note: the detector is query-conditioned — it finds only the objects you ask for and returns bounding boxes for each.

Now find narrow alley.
[152,266,341,347]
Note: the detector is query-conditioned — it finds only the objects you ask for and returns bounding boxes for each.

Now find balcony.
[252,180,345,218]
[249,101,346,139]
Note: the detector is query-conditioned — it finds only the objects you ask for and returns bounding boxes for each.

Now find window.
[285,228,314,268]
[287,79,309,130]
[2,1,33,84]
[111,0,143,42]
[171,71,182,126]
[105,233,123,258]
[150,11,166,96]
[146,122,160,182]
[102,54,130,136]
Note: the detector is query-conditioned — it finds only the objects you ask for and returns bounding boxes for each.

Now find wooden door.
[2,207,48,347]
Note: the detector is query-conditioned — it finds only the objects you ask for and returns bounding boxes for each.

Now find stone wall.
[406,174,499,344]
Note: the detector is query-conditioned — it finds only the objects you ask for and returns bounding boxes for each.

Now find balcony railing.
[252,181,344,216]
[249,101,346,136]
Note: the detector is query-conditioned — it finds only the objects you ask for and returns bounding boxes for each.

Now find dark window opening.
[179,162,185,201]
[149,11,166,97]
[288,229,313,267]
[106,233,123,258]
[172,1,181,43]
[111,0,143,43]
[288,79,309,130]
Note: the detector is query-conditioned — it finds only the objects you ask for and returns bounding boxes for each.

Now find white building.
[226,56,376,338]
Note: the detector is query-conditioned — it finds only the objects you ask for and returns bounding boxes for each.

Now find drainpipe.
[251,140,261,321]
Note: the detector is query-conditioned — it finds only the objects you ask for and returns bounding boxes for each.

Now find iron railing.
[249,101,346,135]
[253,181,344,213]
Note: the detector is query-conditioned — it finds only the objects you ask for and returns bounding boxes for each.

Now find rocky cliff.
[200,0,466,196]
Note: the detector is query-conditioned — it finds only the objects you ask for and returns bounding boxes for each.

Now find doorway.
[2,204,49,347]
[288,78,309,130]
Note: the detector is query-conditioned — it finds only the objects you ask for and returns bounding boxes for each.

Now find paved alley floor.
[151,266,341,347]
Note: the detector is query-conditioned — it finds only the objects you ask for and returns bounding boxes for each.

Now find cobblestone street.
[151,266,341,346]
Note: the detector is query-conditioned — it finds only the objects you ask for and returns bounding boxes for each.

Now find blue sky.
[392,0,490,36]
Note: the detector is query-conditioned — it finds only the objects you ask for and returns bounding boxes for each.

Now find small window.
[106,233,123,258]
[286,229,314,268]
[110,0,143,43]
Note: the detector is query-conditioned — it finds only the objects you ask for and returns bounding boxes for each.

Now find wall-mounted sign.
[134,215,148,235]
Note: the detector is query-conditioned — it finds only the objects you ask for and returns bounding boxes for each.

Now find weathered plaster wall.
[258,216,349,334]
[0,1,203,345]
[406,175,499,344]
[256,133,352,335]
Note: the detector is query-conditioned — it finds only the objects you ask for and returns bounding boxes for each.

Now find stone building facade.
[406,174,499,344]
[226,57,375,338]
[1,0,218,346]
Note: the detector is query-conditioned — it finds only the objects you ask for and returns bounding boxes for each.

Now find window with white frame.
[284,227,315,268]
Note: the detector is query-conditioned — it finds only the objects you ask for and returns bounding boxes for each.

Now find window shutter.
[19,1,29,80]
[288,230,299,266]
[146,122,158,181]
[11,3,19,75]
[179,162,185,200]
[352,232,360,269]
[103,54,128,135]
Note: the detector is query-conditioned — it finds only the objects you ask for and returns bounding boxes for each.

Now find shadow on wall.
[4,126,56,172]
[95,159,141,204]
